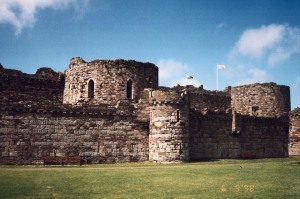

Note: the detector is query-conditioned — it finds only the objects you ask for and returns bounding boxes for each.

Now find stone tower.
[63,57,158,105]
[231,83,290,117]
[148,89,190,162]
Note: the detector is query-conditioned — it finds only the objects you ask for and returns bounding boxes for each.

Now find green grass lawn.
[0,158,299,199]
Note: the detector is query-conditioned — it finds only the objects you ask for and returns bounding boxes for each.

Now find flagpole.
[216,64,225,91]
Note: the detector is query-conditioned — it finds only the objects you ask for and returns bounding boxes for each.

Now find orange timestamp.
[221,184,255,193]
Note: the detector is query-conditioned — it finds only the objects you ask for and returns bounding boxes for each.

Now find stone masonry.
[289,108,300,156]
[0,57,298,165]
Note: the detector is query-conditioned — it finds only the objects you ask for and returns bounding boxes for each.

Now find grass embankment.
[0,158,299,199]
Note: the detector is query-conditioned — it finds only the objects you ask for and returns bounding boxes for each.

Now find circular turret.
[149,102,190,162]
[148,88,190,162]
[63,57,158,105]
[231,83,290,117]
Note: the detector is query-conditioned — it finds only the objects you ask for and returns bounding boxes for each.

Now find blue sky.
[0,0,299,109]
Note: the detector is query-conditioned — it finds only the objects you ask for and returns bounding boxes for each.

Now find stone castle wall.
[0,107,149,165]
[189,111,288,160]
[0,67,64,104]
[63,58,158,105]
[231,83,290,117]
[189,111,234,159]
[188,92,231,113]
[0,59,297,164]
[147,86,289,161]
[240,116,289,158]
[289,109,300,156]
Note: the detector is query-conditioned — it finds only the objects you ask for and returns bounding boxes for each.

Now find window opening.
[251,106,259,116]
[127,80,133,99]
[88,80,94,99]
[147,76,153,83]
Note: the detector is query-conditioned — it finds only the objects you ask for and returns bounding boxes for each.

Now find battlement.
[68,57,157,71]
[149,87,185,103]
[0,65,64,106]
[0,103,132,118]
[290,108,300,116]
[0,66,64,82]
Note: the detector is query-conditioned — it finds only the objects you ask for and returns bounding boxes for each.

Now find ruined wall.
[188,92,231,113]
[231,83,290,117]
[0,60,294,164]
[63,58,158,105]
[0,67,64,104]
[189,111,289,159]
[240,116,289,158]
[134,89,152,122]
[0,107,149,165]
[189,111,235,159]
[150,87,184,102]
[289,108,300,156]
[152,86,231,113]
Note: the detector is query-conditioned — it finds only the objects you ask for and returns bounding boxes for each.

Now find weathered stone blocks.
[289,109,300,156]
[0,59,297,164]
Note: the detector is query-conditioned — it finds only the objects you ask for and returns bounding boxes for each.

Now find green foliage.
[0,158,299,199]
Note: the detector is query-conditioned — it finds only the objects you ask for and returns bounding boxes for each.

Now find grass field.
[0,158,299,199]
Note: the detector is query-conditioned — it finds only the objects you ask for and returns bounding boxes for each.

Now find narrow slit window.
[177,110,180,122]
[88,80,94,99]
[252,106,259,116]
[127,80,133,99]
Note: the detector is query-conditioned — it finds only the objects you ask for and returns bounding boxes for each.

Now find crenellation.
[0,58,298,164]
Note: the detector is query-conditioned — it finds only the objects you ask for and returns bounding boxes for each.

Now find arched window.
[126,80,133,99]
[88,80,94,99]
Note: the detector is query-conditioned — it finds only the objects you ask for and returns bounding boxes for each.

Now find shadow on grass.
[287,161,300,166]
[189,158,221,163]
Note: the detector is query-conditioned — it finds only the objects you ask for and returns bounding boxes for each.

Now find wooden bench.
[44,156,81,166]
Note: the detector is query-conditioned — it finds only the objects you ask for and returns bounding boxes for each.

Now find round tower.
[149,90,190,162]
[63,57,158,105]
[231,83,290,117]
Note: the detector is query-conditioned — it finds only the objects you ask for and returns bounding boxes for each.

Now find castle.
[0,58,299,164]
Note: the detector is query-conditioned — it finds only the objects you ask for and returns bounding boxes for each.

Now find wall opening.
[88,79,94,99]
[177,110,180,122]
[127,80,133,99]
[251,106,259,116]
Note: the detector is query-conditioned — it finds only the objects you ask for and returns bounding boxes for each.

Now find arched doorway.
[126,80,133,99]
[88,80,94,99]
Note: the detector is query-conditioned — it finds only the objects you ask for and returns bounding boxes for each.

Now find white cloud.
[170,77,202,87]
[267,26,300,66]
[216,23,225,29]
[0,0,89,35]
[157,59,202,87]
[292,76,300,89]
[157,59,188,79]
[234,68,271,86]
[230,24,284,58]
[229,24,300,66]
